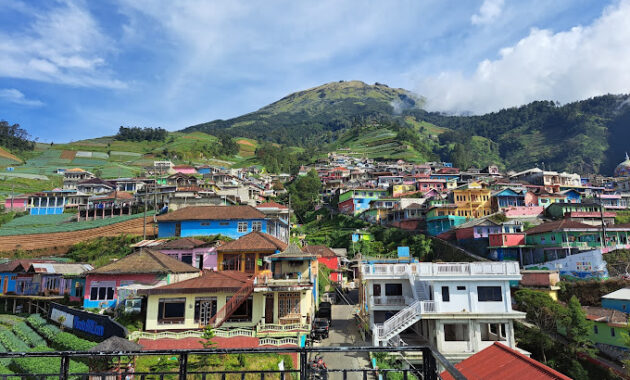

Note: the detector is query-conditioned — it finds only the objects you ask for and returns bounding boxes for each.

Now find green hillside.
[185,80,423,146]
[184,81,630,174]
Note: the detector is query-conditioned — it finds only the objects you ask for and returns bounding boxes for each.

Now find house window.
[252,221,262,232]
[278,292,301,318]
[373,284,382,297]
[238,222,248,233]
[226,296,254,322]
[385,284,403,296]
[477,286,502,302]
[444,324,469,341]
[594,325,598,334]
[481,323,507,341]
[45,277,60,291]
[457,286,466,291]
[222,254,240,271]
[611,327,616,337]
[181,254,193,265]
[200,222,210,226]
[219,222,229,226]
[442,286,450,302]
[158,298,186,324]
[89,282,115,301]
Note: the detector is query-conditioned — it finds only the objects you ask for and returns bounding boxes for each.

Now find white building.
[360,261,525,362]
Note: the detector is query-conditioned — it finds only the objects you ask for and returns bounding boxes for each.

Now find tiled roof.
[0,259,57,273]
[140,270,252,295]
[156,205,265,222]
[257,201,288,209]
[269,244,316,260]
[582,306,628,326]
[440,342,571,380]
[88,248,200,275]
[525,219,596,235]
[157,237,208,250]
[217,232,287,253]
[303,245,337,258]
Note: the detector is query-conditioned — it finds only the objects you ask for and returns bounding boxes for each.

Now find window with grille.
[238,222,248,233]
[252,221,262,232]
[278,292,301,318]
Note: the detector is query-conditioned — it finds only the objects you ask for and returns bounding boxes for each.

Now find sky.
[1,0,629,142]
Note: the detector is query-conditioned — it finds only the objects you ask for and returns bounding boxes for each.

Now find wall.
[431,280,513,314]
[83,273,162,309]
[145,291,265,331]
[317,257,341,282]
[158,219,267,239]
[602,298,630,313]
[489,233,526,247]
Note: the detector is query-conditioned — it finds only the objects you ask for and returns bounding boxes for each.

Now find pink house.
[172,165,198,174]
[4,195,28,212]
[83,249,200,309]
[155,237,218,270]
[489,233,526,247]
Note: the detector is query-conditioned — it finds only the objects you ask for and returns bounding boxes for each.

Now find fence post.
[422,348,437,380]
[179,352,189,379]
[59,354,70,380]
[299,349,309,380]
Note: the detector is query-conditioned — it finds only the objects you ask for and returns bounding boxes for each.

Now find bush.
[25,315,47,330]
[12,322,46,347]
[28,319,96,351]
[11,346,88,378]
[0,327,29,352]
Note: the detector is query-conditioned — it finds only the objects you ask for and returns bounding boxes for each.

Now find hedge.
[12,322,46,348]
[11,346,88,378]
[28,319,96,351]
[0,327,29,352]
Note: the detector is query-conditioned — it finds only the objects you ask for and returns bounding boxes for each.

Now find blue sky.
[1,0,628,142]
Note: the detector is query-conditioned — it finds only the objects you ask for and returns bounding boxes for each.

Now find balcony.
[370,296,415,307]
[361,261,520,279]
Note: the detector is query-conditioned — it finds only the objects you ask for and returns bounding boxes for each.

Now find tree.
[286,169,322,221]
[562,296,593,355]
[514,290,566,363]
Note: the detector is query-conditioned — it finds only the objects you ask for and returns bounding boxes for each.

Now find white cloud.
[0,0,124,88]
[471,0,504,25]
[420,0,630,114]
[0,88,44,107]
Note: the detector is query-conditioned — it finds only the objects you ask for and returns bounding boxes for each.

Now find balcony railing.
[362,261,520,278]
[370,295,415,306]
[0,346,466,380]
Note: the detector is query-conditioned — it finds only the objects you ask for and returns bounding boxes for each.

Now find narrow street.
[309,297,373,380]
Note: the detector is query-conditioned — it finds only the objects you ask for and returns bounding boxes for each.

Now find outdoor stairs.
[208,280,255,328]
[374,300,424,344]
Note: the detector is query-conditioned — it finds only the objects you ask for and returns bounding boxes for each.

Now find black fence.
[0,346,466,380]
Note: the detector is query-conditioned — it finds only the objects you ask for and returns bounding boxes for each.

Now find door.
[265,294,274,324]
[199,300,217,326]
[2,277,7,294]
[175,223,181,237]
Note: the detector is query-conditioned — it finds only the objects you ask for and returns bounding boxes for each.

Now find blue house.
[602,288,630,313]
[426,215,467,236]
[492,188,525,210]
[156,205,272,240]
[559,189,582,203]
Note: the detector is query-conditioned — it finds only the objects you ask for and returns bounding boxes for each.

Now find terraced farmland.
[0,214,155,253]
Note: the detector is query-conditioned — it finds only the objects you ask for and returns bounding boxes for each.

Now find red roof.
[217,231,288,253]
[303,245,337,258]
[140,270,251,295]
[440,342,571,380]
[525,219,596,235]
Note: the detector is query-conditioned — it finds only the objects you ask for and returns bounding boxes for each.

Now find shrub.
[28,320,95,351]
[0,327,29,352]
[12,322,46,347]
[11,346,88,377]
[26,314,47,329]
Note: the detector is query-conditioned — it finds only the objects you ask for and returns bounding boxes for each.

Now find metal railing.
[0,346,467,380]
[361,261,520,278]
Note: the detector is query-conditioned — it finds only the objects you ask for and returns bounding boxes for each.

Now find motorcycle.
[309,355,328,380]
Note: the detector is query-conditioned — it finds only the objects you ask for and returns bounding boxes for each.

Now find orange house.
[216,232,287,274]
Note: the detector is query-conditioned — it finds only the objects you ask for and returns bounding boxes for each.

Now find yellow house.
[141,244,318,331]
[452,181,492,218]
[216,231,287,275]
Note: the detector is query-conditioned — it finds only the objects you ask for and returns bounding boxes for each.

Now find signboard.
[48,302,127,341]
[397,247,410,258]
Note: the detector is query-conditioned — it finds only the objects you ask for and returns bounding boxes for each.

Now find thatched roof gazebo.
[89,336,143,378]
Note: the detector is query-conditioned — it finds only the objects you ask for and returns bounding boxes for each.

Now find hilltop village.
[2,152,630,378]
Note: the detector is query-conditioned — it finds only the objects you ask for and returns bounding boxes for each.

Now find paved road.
[309,304,373,380]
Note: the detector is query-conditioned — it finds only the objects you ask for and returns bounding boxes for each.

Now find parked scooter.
[309,355,328,380]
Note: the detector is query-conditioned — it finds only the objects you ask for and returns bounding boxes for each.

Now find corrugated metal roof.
[440,342,571,380]
[602,287,630,300]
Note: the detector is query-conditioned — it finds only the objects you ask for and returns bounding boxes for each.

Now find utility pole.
[142,184,147,240]
[10,183,14,210]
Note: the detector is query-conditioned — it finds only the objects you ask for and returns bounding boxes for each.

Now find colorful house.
[155,237,218,270]
[491,188,525,211]
[337,188,389,215]
[451,181,492,218]
[602,288,630,313]
[3,195,28,212]
[26,262,93,297]
[156,205,274,240]
[216,232,287,274]
[141,244,317,333]
[426,215,467,236]
[83,249,200,309]
[303,245,342,282]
